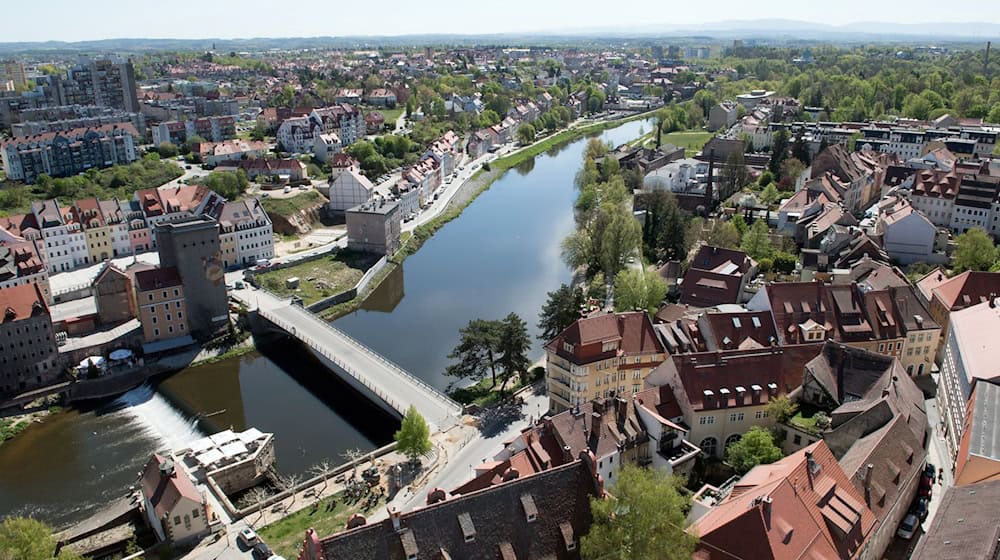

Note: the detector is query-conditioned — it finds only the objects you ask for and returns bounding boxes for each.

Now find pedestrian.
[938,467,944,484]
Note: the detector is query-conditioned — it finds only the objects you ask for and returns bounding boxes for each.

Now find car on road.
[283,186,292,193]
[896,513,919,540]
[185,165,192,170]
[238,527,259,548]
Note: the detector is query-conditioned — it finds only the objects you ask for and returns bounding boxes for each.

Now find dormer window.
[602,340,618,352]
[563,341,574,353]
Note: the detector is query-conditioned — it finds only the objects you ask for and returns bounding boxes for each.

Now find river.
[0,117,649,528]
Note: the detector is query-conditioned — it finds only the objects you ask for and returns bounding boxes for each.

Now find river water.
[0,117,649,528]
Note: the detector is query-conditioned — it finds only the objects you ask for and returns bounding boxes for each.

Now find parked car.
[185,165,192,170]
[918,475,933,498]
[896,513,919,540]
[238,527,259,548]
[924,463,937,480]
[252,541,273,559]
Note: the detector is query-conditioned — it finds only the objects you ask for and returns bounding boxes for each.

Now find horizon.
[5,0,1000,43]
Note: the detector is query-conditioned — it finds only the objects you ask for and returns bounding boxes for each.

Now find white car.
[238,527,259,548]
[283,186,292,193]
[896,513,919,540]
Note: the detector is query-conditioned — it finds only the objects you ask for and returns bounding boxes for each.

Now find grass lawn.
[449,368,544,407]
[788,404,826,435]
[257,492,384,559]
[254,250,381,305]
[662,131,715,156]
[372,106,404,127]
[260,190,322,218]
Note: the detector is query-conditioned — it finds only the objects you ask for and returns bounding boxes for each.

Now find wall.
[208,436,276,495]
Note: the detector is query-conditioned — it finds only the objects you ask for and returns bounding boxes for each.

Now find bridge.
[241,289,463,430]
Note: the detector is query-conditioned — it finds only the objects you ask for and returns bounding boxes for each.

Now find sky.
[4,0,1000,42]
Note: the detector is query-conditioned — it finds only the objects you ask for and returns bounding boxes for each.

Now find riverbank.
[0,406,61,446]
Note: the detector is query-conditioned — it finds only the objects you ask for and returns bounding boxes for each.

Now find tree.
[740,219,774,260]
[157,141,178,159]
[760,183,781,206]
[496,313,532,387]
[581,464,697,560]
[250,120,267,141]
[701,220,740,249]
[395,405,432,463]
[538,284,585,341]
[725,426,784,474]
[778,158,807,189]
[614,268,668,314]
[599,206,643,278]
[719,150,751,200]
[0,517,82,560]
[635,191,688,261]
[768,129,790,176]
[953,228,999,273]
[310,460,334,495]
[765,395,798,423]
[446,319,501,387]
[516,123,536,145]
[201,170,249,200]
[281,473,303,509]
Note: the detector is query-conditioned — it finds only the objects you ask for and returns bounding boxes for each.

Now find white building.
[139,455,210,544]
[211,199,273,267]
[643,158,710,194]
[876,196,940,265]
[313,132,342,163]
[30,200,89,273]
[276,116,319,154]
[327,169,375,213]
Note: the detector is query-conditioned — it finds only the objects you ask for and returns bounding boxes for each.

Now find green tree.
[201,170,249,200]
[250,121,267,141]
[760,183,781,206]
[581,464,697,560]
[538,284,586,341]
[769,129,790,176]
[446,319,501,387]
[765,395,798,423]
[157,141,179,159]
[953,228,999,273]
[0,517,82,560]
[720,150,751,200]
[740,219,774,260]
[725,426,784,474]
[394,405,432,463]
[516,123,536,145]
[634,191,688,261]
[598,206,643,279]
[778,158,807,189]
[614,268,668,314]
[702,220,740,249]
[496,313,532,387]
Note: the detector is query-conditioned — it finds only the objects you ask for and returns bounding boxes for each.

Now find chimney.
[864,463,874,491]
[388,507,402,532]
[615,396,628,427]
[591,411,603,437]
[805,451,818,488]
[563,445,573,463]
[990,293,997,308]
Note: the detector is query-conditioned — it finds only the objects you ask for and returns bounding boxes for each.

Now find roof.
[315,459,600,560]
[955,381,1000,486]
[139,454,203,521]
[804,342,897,405]
[545,398,645,461]
[134,267,183,292]
[692,441,877,560]
[909,480,1000,560]
[920,271,1000,312]
[0,283,48,323]
[949,298,1000,386]
[545,311,664,365]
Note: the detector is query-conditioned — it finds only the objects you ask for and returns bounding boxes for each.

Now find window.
[793,434,802,445]
[699,415,715,425]
[755,410,768,419]
[174,515,181,525]
[699,437,718,457]
[725,434,742,449]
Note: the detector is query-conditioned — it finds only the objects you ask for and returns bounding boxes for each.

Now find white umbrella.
[109,349,133,361]
[76,356,106,370]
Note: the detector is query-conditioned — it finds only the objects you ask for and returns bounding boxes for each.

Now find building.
[139,455,211,544]
[954,380,1000,486]
[133,267,190,346]
[11,105,145,138]
[364,89,397,107]
[915,269,1000,363]
[631,386,704,474]
[327,169,376,213]
[937,296,1000,458]
[345,198,401,256]
[194,139,268,167]
[151,116,236,145]
[155,219,228,338]
[690,441,877,560]
[0,238,50,304]
[60,57,139,113]
[299,457,602,560]
[312,132,342,163]
[0,60,26,90]
[0,283,59,395]
[1,123,140,183]
[229,158,307,183]
[545,311,666,413]
[707,101,737,132]
[735,89,775,109]
[93,263,136,325]
[679,245,757,307]
[209,199,273,268]
[176,428,275,495]
[875,195,941,265]
[910,479,1000,560]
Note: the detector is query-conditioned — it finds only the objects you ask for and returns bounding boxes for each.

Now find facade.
[0,238,50,304]
[155,219,228,338]
[312,132,342,163]
[915,269,1000,363]
[876,195,939,265]
[195,139,268,167]
[151,116,236,145]
[1,123,139,183]
[229,158,307,182]
[93,264,135,325]
[707,101,737,132]
[937,297,1000,458]
[210,199,273,268]
[0,283,59,395]
[545,311,666,413]
[328,169,376,212]
[345,198,401,256]
[61,57,139,113]
[139,455,210,544]
[31,200,87,273]
[134,267,189,343]
[954,380,1000,486]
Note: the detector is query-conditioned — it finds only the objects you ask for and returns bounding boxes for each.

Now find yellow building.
[545,311,666,414]
[75,198,114,264]
[134,267,189,343]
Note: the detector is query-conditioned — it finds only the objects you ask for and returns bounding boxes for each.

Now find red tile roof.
[140,454,203,521]
[0,283,48,323]
[546,311,664,365]
[134,267,183,292]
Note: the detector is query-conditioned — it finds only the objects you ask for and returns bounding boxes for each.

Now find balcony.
[660,439,702,468]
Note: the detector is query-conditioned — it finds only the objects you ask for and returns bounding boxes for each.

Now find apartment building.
[545,311,666,413]
[60,57,139,113]
[134,266,189,343]
[151,115,237,145]
[1,123,139,183]
[210,199,273,268]
[0,283,59,395]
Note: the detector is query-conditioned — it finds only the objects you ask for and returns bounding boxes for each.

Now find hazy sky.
[5,0,1000,42]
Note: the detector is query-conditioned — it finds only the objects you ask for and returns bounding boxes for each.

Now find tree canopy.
[581,464,698,560]
[613,268,668,315]
[538,284,586,341]
[725,426,784,474]
[446,314,532,390]
[0,517,82,560]
[953,228,999,273]
[394,405,432,463]
[740,219,775,261]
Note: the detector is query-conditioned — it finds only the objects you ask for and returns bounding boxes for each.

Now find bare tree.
[341,448,364,478]
[281,473,303,510]
[310,460,334,495]
[245,487,269,526]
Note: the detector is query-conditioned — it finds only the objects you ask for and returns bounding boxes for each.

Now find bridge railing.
[257,289,461,414]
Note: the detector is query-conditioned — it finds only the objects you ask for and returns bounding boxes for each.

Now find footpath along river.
[0,117,651,528]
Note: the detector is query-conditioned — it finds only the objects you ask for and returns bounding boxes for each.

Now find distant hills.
[0,19,997,54]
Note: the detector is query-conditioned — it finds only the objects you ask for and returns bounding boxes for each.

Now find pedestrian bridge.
[245,289,462,430]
